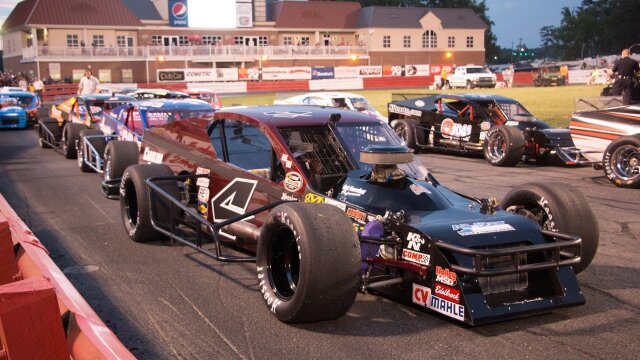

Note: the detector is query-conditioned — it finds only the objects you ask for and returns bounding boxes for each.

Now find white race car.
[274,92,386,121]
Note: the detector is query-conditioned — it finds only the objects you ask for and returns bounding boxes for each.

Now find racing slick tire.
[77,129,106,173]
[120,164,179,243]
[502,182,599,274]
[483,125,525,167]
[392,119,423,149]
[602,135,640,188]
[104,140,140,183]
[38,118,60,149]
[62,123,84,159]
[256,202,360,323]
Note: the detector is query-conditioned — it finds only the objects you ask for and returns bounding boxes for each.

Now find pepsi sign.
[169,0,188,27]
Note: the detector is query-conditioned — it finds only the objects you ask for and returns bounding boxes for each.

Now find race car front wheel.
[120,164,179,243]
[104,140,140,183]
[483,126,525,166]
[62,123,84,159]
[77,129,106,173]
[256,202,360,323]
[393,119,421,149]
[502,182,599,274]
[602,135,640,188]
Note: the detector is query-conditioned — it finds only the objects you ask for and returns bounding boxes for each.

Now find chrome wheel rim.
[612,144,640,181]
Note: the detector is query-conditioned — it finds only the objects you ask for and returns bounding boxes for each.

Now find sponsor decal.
[280,154,293,169]
[404,64,431,77]
[211,178,258,239]
[346,207,367,223]
[382,65,405,76]
[340,184,367,197]
[198,200,208,218]
[451,221,516,236]
[402,249,430,266]
[311,67,335,80]
[169,0,188,27]
[406,232,425,251]
[430,294,465,321]
[324,197,347,211]
[358,66,383,77]
[503,297,543,306]
[281,193,298,201]
[440,118,472,140]
[196,167,210,187]
[263,111,312,118]
[434,283,460,304]
[304,193,325,203]
[409,183,430,195]
[415,100,426,107]
[435,266,457,286]
[388,103,422,117]
[197,186,210,203]
[284,172,303,192]
[142,147,163,164]
[412,283,431,307]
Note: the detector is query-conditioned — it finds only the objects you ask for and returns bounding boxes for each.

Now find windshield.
[144,109,214,126]
[466,67,491,74]
[348,97,377,113]
[0,95,35,108]
[494,101,532,120]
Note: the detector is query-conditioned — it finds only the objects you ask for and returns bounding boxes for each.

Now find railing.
[23,45,369,62]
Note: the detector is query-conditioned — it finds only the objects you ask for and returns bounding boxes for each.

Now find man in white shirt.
[77,70,99,95]
[33,76,44,103]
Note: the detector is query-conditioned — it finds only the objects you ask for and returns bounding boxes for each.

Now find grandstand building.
[1,0,487,83]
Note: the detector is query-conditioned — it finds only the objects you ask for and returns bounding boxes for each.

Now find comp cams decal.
[451,221,516,236]
[402,249,430,266]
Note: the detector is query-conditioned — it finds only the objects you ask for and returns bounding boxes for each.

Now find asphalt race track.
[1,128,639,359]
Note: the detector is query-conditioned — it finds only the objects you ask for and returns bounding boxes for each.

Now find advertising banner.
[358,66,383,78]
[404,64,431,77]
[158,68,239,82]
[430,64,453,75]
[311,67,335,80]
[261,67,312,80]
[169,0,189,27]
[238,68,261,80]
[334,66,360,79]
[382,65,405,76]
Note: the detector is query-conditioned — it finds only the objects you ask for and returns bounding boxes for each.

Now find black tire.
[392,118,422,149]
[502,182,599,274]
[77,129,106,173]
[62,123,85,159]
[104,140,140,183]
[466,80,473,89]
[483,125,525,166]
[38,118,60,149]
[256,202,361,323]
[119,164,179,243]
[602,135,640,188]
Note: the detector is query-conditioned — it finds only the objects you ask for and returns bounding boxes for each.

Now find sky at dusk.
[0,0,580,50]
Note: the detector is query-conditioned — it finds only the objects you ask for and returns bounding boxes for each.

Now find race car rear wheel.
[77,129,106,173]
[256,202,360,323]
[502,182,599,274]
[38,118,60,149]
[602,135,640,188]
[483,125,525,166]
[104,140,140,183]
[392,119,421,149]
[120,164,179,243]
[62,123,84,159]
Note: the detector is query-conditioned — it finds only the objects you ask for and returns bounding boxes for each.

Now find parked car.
[274,91,386,121]
[445,65,497,89]
[37,95,136,158]
[0,91,39,129]
[388,93,587,166]
[570,101,640,188]
[183,88,223,110]
[533,64,566,87]
[115,105,597,325]
[124,89,190,100]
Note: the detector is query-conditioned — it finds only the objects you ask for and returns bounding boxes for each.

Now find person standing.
[611,48,639,105]
[440,67,449,89]
[33,76,44,103]
[18,75,28,91]
[77,69,99,95]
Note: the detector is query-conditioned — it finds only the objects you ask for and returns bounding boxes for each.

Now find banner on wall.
[157,68,239,82]
[169,0,189,27]
[238,68,261,80]
[358,66,383,78]
[311,67,335,80]
[334,66,360,79]
[261,67,312,80]
[382,65,405,76]
[404,64,430,77]
[430,64,454,75]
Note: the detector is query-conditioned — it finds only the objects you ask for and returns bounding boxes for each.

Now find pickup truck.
[446,66,497,89]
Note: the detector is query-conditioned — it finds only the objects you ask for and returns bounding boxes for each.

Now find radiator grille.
[476,243,529,295]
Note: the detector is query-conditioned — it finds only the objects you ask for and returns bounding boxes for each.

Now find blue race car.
[74,98,214,197]
[0,91,39,129]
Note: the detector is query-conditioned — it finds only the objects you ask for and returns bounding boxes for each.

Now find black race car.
[115,105,598,325]
[388,93,587,166]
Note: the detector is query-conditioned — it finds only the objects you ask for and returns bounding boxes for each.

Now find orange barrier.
[0,194,134,359]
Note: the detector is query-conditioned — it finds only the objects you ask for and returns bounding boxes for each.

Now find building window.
[179,36,189,46]
[403,35,411,48]
[67,34,79,48]
[234,36,243,45]
[298,36,310,46]
[151,35,162,46]
[92,35,104,47]
[117,36,126,47]
[383,35,391,48]
[448,36,455,48]
[422,30,437,48]
[466,36,474,48]
[283,36,292,46]
[122,69,133,83]
[202,35,222,45]
[258,36,268,46]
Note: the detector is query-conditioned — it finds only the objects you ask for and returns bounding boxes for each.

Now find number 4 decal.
[211,178,258,239]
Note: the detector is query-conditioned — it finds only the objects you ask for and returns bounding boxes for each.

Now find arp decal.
[304,193,325,203]
[451,221,516,236]
[284,172,303,192]
[440,118,472,140]
[211,178,258,239]
[435,266,457,286]
[402,249,430,266]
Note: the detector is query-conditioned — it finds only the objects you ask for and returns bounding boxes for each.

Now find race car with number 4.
[388,93,589,166]
[116,105,599,325]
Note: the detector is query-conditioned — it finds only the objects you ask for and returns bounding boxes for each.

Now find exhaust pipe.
[222,221,261,243]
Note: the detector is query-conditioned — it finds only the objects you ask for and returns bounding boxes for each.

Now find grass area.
[222,84,603,128]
